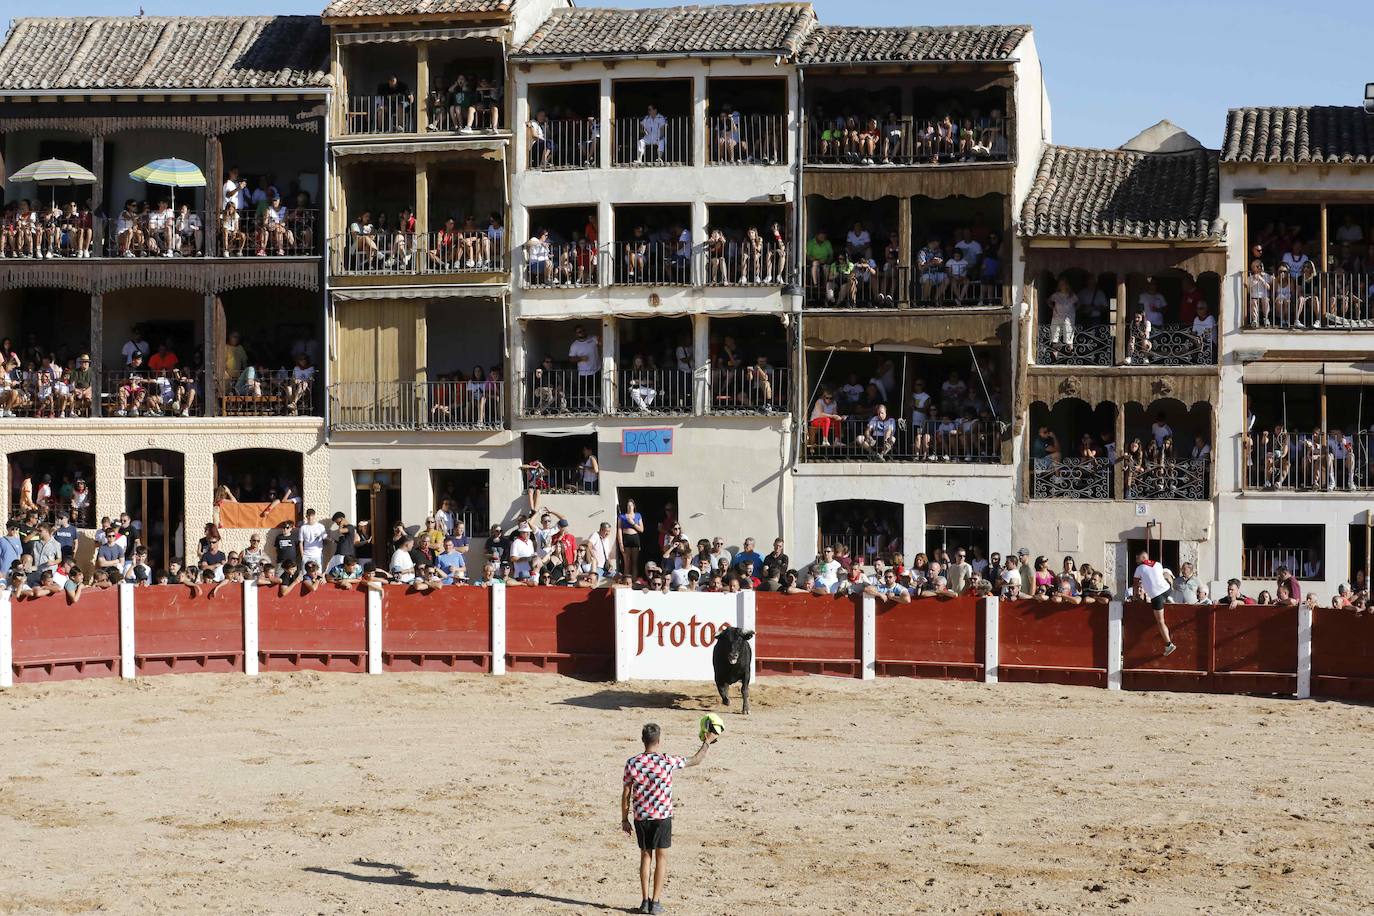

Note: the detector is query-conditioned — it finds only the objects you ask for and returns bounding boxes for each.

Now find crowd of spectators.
[426,73,502,133]
[0,337,96,418]
[346,209,503,272]
[1044,274,1217,360]
[1,199,96,259]
[1032,415,1211,489]
[1245,229,1374,328]
[805,218,1004,306]
[808,108,1007,165]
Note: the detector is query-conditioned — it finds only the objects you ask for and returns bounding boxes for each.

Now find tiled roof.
[323,0,511,21]
[514,3,816,59]
[1020,145,1223,242]
[1221,106,1374,164]
[796,24,1027,64]
[0,17,330,91]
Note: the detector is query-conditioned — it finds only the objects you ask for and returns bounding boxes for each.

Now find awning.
[1243,362,1325,384]
[803,311,1008,350]
[336,26,507,45]
[1023,245,1228,278]
[332,138,506,158]
[331,285,503,301]
[1024,368,1217,409]
[805,165,1010,202]
[1319,361,1374,382]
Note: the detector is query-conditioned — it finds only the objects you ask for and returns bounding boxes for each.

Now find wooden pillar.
[1114,401,1127,499]
[204,294,219,416]
[414,158,429,235]
[1320,379,1328,488]
[416,43,430,134]
[897,196,913,307]
[91,135,105,251]
[1115,275,1128,365]
[1319,202,1328,271]
[204,133,222,256]
[90,294,103,418]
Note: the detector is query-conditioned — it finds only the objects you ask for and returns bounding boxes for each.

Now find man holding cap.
[509,524,536,581]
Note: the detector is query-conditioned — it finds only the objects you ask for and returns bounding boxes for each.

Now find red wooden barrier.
[257,586,367,673]
[754,592,861,676]
[134,585,244,675]
[1311,608,1374,701]
[998,599,1107,688]
[874,595,982,680]
[1123,602,1297,694]
[383,586,490,673]
[505,587,614,676]
[10,588,121,684]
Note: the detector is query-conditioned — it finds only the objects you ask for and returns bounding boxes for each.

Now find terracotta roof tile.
[514,3,816,58]
[1020,145,1223,242]
[0,16,330,91]
[796,24,1027,64]
[1221,106,1374,164]
[323,0,512,21]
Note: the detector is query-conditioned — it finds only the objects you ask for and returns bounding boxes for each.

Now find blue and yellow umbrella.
[129,157,206,210]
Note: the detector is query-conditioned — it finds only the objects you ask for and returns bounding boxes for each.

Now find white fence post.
[1107,601,1124,691]
[0,593,12,688]
[982,595,999,684]
[490,581,507,676]
[740,589,757,684]
[1296,603,1313,699]
[242,583,259,677]
[861,593,876,680]
[118,582,136,679]
[366,588,382,674]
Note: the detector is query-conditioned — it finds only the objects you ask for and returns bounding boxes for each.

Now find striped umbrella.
[128,157,206,210]
[6,158,97,210]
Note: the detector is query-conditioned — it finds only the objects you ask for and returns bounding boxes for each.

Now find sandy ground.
[1,673,1372,916]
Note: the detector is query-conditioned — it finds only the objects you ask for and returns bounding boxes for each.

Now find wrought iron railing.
[329,381,504,431]
[804,114,1012,165]
[804,266,907,307]
[220,369,315,417]
[521,243,600,288]
[1031,457,1113,499]
[1241,547,1323,582]
[527,118,601,170]
[1244,269,1374,330]
[101,369,205,417]
[708,367,789,415]
[106,209,212,258]
[708,113,788,165]
[612,115,692,167]
[608,240,693,286]
[819,534,899,566]
[1036,324,1114,366]
[329,231,504,276]
[1124,458,1208,500]
[1126,323,1216,366]
[699,237,790,287]
[344,93,417,134]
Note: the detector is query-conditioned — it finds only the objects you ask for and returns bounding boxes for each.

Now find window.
[1241,524,1324,581]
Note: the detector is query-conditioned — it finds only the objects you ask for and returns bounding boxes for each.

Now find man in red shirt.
[621,723,712,914]
[148,342,179,372]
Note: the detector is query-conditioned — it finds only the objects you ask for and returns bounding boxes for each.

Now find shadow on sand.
[557,689,703,711]
[304,860,627,911]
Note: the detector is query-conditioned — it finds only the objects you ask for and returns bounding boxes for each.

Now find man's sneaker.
[639,899,650,914]
[459,126,476,134]
[649,903,665,915]
[116,409,127,416]
[1163,643,1177,657]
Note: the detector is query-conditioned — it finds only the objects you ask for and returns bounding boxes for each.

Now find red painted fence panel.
[382,586,490,673]
[754,592,861,676]
[257,586,367,673]
[10,588,121,684]
[1311,608,1374,701]
[505,587,614,676]
[998,599,1108,688]
[874,595,982,680]
[1123,602,1296,694]
[134,585,245,675]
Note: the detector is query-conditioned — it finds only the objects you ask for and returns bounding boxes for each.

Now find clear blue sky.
[25,0,1374,149]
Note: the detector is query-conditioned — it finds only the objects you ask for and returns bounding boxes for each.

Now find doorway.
[355,469,402,539]
[924,500,989,557]
[615,486,680,567]
[431,469,490,533]
[1127,538,1180,573]
[125,450,185,571]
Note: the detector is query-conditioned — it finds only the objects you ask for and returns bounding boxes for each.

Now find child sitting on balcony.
[1125,310,1153,364]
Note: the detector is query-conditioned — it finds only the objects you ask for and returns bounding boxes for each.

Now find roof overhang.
[335,24,507,45]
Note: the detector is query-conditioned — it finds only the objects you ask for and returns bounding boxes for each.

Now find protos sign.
[614,589,756,682]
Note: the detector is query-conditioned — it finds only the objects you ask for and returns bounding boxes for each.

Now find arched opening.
[817,499,903,565]
[8,449,96,525]
[212,449,303,528]
[1122,399,1211,500]
[1028,399,1117,499]
[125,450,185,571]
[924,501,989,558]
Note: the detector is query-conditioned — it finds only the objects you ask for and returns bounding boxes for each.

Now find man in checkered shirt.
[621,722,712,914]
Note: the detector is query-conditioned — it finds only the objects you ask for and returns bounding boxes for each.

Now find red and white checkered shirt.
[624,752,686,821]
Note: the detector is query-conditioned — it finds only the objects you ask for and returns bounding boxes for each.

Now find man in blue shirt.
[865,568,912,604]
[52,512,79,561]
[733,537,764,578]
[435,537,467,584]
[0,520,23,576]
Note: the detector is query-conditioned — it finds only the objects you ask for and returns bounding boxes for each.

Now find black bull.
[712,625,754,714]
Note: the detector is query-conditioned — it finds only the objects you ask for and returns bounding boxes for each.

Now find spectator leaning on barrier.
[1170,562,1201,604]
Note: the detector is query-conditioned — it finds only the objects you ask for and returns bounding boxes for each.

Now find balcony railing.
[1036,325,1114,367]
[1031,457,1113,499]
[1243,429,1368,492]
[700,239,791,287]
[803,267,1005,309]
[105,210,212,258]
[529,465,598,496]
[527,118,601,170]
[330,231,504,277]
[612,116,692,167]
[616,369,693,415]
[231,211,318,257]
[821,533,899,566]
[219,369,316,417]
[708,114,788,165]
[1241,547,1323,582]
[1245,269,1374,330]
[519,369,601,417]
[1124,458,1209,500]
[805,417,1003,463]
[709,367,789,415]
[521,243,600,288]
[805,115,1011,165]
[1126,324,1215,366]
[608,241,693,286]
[329,381,504,431]
[101,369,205,417]
[344,93,417,135]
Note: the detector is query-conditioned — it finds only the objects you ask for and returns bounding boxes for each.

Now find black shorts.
[1149,593,1167,611]
[634,817,672,850]
[621,532,641,550]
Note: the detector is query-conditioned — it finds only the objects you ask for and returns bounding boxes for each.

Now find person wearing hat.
[1015,548,1034,595]
[509,524,536,581]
